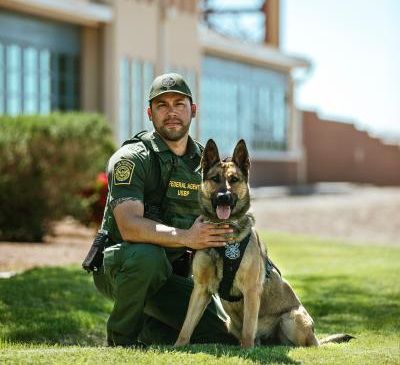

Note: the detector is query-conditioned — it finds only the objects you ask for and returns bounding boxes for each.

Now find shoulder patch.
[113,159,135,185]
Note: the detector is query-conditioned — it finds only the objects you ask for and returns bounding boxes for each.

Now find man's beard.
[156,118,191,141]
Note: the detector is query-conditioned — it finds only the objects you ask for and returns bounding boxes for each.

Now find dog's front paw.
[241,339,255,349]
[174,337,190,347]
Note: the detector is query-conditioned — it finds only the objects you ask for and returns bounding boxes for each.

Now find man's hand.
[181,216,233,250]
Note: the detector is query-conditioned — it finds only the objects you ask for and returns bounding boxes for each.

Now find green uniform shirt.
[102,131,203,245]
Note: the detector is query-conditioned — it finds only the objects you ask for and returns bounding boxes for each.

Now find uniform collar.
[150,131,202,159]
[149,131,169,153]
[186,136,202,159]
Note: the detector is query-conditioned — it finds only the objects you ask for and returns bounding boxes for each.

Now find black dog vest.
[215,234,277,302]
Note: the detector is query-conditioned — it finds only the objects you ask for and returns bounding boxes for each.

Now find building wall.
[303,111,400,185]
[102,0,201,142]
[81,26,101,112]
[250,160,298,186]
[165,9,200,72]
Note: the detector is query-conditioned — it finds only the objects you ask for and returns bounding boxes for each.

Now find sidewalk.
[251,184,400,246]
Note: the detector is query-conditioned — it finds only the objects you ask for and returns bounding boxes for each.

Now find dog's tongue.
[216,205,231,220]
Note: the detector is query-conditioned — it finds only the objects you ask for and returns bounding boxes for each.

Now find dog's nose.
[216,191,232,205]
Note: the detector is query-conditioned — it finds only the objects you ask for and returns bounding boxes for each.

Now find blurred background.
[1,0,399,186]
[0,0,399,259]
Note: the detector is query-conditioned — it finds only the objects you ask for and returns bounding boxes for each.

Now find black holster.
[172,250,194,278]
[82,230,109,273]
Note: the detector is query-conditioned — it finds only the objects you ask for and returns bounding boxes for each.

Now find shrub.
[0,113,115,242]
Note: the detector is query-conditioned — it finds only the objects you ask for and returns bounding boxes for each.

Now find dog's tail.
[319,333,355,345]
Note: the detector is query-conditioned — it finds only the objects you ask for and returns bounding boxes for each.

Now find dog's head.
[199,139,250,222]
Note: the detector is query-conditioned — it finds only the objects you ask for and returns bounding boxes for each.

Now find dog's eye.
[229,176,239,183]
[210,175,220,183]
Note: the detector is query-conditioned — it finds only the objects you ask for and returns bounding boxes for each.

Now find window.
[23,47,38,114]
[6,44,22,115]
[39,50,51,114]
[53,53,80,111]
[0,10,80,116]
[0,44,3,113]
[119,59,155,144]
[201,56,289,155]
[131,61,142,135]
[119,59,130,142]
[142,62,154,132]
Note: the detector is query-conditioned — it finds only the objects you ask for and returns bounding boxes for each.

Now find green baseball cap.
[148,73,192,101]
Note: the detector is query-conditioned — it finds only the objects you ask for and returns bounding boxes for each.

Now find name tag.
[168,180,200,199]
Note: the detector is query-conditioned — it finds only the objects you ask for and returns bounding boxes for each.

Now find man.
[93,73,235,347]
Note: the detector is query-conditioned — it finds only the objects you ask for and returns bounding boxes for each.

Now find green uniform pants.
[93,242,237,346]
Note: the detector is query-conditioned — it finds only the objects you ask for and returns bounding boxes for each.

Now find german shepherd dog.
[175,139,353,348]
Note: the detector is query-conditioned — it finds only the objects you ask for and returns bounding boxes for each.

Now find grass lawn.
[0,232,399,364]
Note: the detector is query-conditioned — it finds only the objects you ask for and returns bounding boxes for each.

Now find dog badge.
[225,242,240,260]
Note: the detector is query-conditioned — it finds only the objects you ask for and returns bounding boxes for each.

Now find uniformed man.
[93,73,235,347]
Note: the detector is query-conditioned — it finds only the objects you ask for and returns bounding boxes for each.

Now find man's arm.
[113,200,231,250]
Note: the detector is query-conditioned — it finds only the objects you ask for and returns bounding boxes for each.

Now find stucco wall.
[102,0,201,139]
[303,111,400,185]
[249,160,299,187]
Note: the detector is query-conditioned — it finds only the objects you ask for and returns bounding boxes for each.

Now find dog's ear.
[232,139,250,178]
[201,139,220,176]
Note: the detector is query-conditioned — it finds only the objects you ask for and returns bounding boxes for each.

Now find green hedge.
[0,113,116,242]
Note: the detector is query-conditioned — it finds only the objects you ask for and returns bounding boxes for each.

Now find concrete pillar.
[156,0,168,75]
[81,26,100,112]
[102,21,118,139]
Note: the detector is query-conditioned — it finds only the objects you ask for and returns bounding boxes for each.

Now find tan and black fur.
[175,139,353,348]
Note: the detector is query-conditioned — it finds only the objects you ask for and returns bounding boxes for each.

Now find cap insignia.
[161,76,176,89]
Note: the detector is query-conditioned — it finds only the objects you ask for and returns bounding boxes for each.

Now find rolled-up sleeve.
[107,144,149,209]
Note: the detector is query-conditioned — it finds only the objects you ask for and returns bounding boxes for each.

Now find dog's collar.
[203,215,253,237]
[203,218,240,226]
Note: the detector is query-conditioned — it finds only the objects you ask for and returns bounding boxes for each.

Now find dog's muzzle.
[212,191,236,220]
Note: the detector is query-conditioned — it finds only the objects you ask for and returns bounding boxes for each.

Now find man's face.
[148,92,196,142]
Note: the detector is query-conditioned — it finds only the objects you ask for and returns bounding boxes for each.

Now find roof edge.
[199,26,311,73]
[0,0,113,26]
